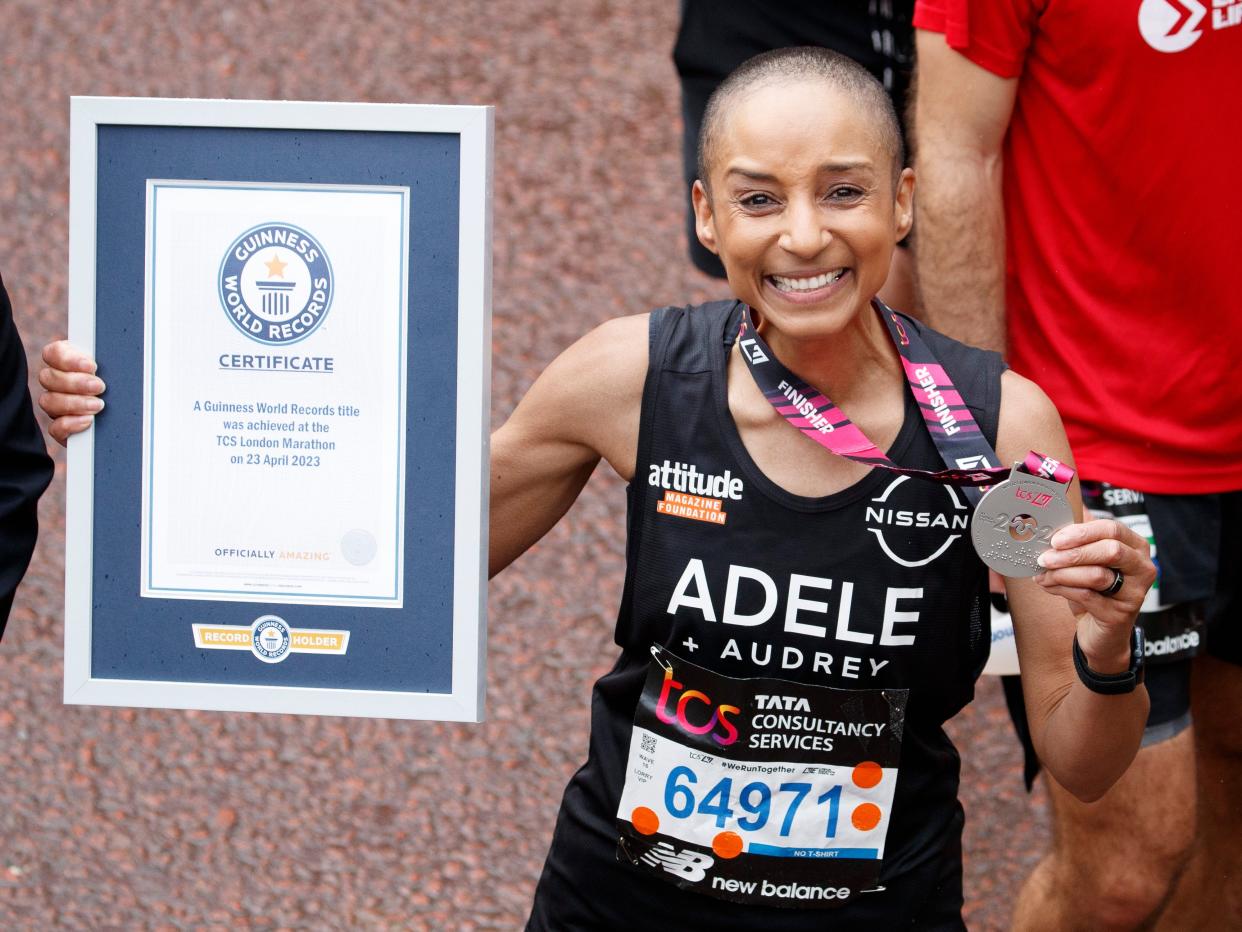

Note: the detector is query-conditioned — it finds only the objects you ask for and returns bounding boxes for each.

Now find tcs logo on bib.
[655,667,740,747]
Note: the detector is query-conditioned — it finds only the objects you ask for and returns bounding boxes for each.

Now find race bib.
[615,645,907,909]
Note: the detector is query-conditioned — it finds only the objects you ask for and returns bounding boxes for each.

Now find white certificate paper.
[141,181,409,607]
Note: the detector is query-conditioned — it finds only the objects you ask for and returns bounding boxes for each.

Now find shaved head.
[697,47,904,193]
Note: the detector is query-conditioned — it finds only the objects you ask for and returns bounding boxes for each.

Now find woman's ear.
[692,180,720,255]
[894,167,915,241]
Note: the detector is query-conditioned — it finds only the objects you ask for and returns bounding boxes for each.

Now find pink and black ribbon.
[737,301,1075,504]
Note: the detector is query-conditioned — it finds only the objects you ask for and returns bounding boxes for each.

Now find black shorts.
[1147,489,1242,666]
[1002,487,1242,788]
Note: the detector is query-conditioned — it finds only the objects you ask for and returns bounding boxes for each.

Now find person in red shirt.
[912,1,1242,928]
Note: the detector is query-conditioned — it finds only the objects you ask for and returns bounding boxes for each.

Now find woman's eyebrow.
[818,158,874,173]
[724,159,875,183]
[724,167,778,183]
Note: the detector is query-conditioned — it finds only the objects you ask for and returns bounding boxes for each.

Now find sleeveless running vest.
[528,302,1005,930]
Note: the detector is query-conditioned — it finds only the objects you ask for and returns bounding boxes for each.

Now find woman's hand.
[1034,517,1156,669]
[995,373,1151,800]
[38,340,104,446]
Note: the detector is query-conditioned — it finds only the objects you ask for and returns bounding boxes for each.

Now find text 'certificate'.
[141,181,409,608]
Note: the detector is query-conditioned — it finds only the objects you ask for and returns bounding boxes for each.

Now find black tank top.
[528,302,1005,930]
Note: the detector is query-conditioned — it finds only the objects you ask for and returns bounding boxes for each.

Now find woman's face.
[693,78,914,342]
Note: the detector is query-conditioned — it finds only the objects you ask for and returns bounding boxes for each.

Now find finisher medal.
[970,465,1074,578]
[737,301,1077,579]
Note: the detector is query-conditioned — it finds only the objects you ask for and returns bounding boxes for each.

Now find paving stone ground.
[1,2,1048,927]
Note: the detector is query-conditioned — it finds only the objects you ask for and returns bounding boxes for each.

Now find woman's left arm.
[996,372,1154,802]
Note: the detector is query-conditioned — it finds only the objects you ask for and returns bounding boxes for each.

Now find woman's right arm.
[39,313,651,580]
[488,313,648,576]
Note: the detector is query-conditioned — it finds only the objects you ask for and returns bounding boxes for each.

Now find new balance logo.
[1145,631,1200,657]
[639,842,715,882]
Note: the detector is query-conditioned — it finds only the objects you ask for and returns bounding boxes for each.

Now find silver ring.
[1099,568,1124,598]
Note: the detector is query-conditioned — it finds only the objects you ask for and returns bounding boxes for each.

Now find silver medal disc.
[970,466,1074,577]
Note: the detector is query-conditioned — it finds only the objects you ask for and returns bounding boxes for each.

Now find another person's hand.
[38,341,104,446]
[1034,518,1156,664]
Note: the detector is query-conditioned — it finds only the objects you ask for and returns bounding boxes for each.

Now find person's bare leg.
[1155,655,1242,930]
[1013,729,1196,931]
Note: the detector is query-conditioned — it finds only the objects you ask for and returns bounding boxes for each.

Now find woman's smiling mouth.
[766,268,850,302]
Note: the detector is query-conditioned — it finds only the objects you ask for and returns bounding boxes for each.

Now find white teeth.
[771,269,846,292]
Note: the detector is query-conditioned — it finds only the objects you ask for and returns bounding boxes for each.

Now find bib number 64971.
[665,766,849,839]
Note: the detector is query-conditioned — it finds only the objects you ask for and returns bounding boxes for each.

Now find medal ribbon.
[737,300,1075,505]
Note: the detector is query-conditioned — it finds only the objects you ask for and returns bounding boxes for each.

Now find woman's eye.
[739,193,776,209]
[827,186,863,201]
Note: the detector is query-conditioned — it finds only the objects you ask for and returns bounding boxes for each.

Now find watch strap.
[1072,627,1145,695]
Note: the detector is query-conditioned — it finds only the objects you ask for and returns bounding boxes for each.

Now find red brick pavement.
[0,1,1048,927]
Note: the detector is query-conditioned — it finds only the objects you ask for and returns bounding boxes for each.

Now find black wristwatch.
[1072,627,1145,695]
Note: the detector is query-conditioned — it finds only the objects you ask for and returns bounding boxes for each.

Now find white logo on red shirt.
[1138,0,1206,52]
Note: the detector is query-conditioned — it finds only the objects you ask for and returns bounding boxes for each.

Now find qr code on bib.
[641,734,657,754]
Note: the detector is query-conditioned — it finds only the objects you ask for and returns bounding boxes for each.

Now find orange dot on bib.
[712,831,744,859]
[852,761,883,789]
[852,803,882,832]
[631,806,660,835]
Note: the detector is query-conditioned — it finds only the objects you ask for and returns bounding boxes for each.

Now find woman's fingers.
[41,339,95,372]
[39,390,104,419]
[1035,564,1120,593]
[38,365,104,398]
[1034,518,1156,622]
[1036,582,1139,623]
[1039,520,1153,577]
[39,339,105,415]
[47,414,97,447]
[36,341,106,446]
[1046,518,1147,560]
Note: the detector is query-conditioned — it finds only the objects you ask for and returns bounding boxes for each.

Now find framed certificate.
[65,97,492,720]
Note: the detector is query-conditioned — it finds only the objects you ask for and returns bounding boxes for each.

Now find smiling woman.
[691,51,911,362]
[39,47,1156,932]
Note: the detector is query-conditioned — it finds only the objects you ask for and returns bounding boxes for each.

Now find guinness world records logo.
[218,222,334,345]
[251,615,292,663]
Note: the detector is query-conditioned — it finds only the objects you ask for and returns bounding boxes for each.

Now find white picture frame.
[65,96,492,721]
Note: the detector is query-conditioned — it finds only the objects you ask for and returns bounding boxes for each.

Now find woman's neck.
[755,301,901,405]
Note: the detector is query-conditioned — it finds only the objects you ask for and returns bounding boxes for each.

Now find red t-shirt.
[914,0,1242,493]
